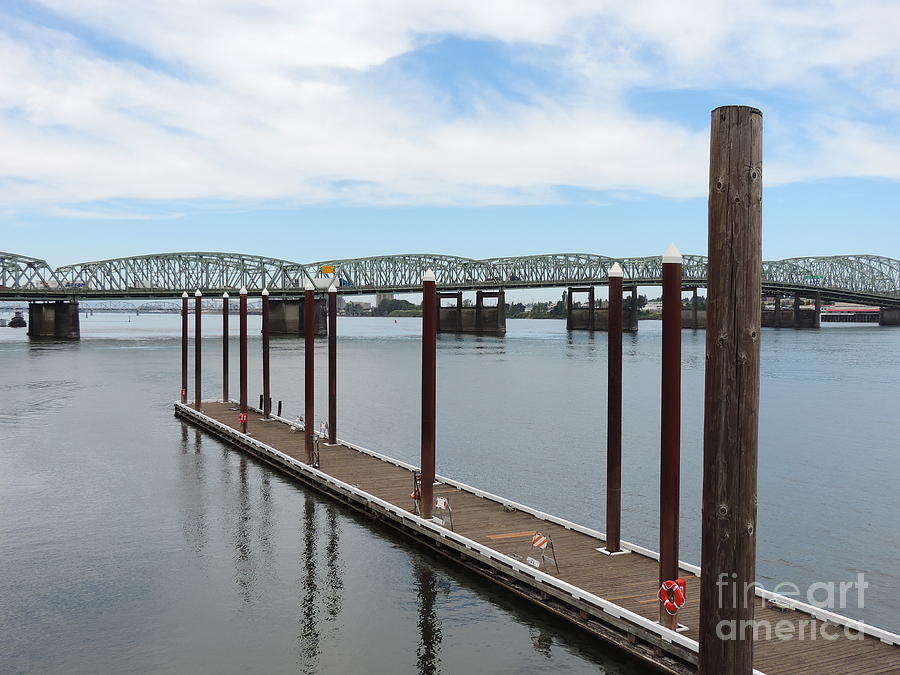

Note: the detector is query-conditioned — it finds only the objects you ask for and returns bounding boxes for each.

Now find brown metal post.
[692,287,699,329]
[181,292,188,403]
[566,288,572,330]
[261,288,271,417]
[304,280,315,463]
[659,244,682,630]
[222,293,229,401]
[475,290,483,332]
[328,282,337,444]
[631,286,639,329]
[606,264,624,551]
[699,105,762,675]
[194,290,202,408]
[421,269,437,519]
[814,291,821,328]
[239,287,248,433]
[588,286,596,329]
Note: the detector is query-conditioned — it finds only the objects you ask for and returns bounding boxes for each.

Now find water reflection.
[298,493,320,673]
[232,457,259,605]
[177,421,208,556]
[324,506,343,621]
[258,473,275,570]
[414,562,443,675]
[530,627,554,657]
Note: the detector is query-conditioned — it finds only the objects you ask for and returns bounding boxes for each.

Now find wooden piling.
[699,105,762,675]
[328,282,337,444]
[606,263,624,552]
[194,290,202,408]
[239,287,248,433]
[222,293,229,402]
[421,269,437,519]
[181,292,188,403]
[659,244,682,630]
[304,279,315,463]
[262,288,271,417]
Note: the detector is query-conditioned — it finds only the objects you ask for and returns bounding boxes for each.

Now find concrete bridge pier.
[437,290,506,334]
[437,292,463,333]
[681,287,707,329]
[880,308,900,326]
[27,301,80,339]
[269,297,326,336]
[566,286,638,331]
[761,292,820,328]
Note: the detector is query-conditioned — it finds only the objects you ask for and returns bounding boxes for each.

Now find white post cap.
[328,281,337,293]
[222,292,229,299]
[608,262,624,278]
[239,286,247,295]
[423,269,436,283]
[261,288,269,296]
[182,291,189,298]
[303,277,314,291]
[194,289,202,297]
[662,243,682,264]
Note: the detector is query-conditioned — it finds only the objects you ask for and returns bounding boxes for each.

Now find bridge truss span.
[1,250,898,306]
[0,251,61,291]
[52,252,305,296]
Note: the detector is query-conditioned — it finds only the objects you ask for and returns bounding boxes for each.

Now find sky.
[2,1,900,275]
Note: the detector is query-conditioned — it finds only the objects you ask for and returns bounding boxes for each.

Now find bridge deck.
[177,401,900,675]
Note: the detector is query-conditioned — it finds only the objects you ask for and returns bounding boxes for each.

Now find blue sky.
[2,1,900,272]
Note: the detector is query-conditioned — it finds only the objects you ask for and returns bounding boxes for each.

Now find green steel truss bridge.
[2,251,900,307]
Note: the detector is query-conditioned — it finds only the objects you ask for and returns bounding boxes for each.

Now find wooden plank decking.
[176,400,900,675]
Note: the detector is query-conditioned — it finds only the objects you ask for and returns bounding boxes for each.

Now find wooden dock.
[175,400,900,675]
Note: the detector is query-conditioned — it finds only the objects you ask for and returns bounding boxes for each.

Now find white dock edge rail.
[190,401,900,652]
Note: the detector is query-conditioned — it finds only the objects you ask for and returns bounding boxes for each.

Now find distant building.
[375,293,394,306]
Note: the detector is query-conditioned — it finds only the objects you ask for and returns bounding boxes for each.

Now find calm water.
[0,313,898,674]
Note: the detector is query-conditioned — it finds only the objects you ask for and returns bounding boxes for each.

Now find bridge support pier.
[27,301,80,339]
[437,290,506,334]
[437,292,463,333]
[269,298,326,336]
[880,308,900,326]
[761,294,819,328]
[682,287,706,328]
[567,286,638,331]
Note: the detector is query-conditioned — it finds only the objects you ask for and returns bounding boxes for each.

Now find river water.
[0,314,897,674]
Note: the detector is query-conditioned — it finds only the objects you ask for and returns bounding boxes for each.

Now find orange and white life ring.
[659,578,687,615]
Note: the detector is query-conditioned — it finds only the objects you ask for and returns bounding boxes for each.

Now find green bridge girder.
[1,251,899,307]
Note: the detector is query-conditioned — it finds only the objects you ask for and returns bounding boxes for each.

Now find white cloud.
[0,1,898,211]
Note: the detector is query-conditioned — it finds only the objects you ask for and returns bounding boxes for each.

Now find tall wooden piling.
[328,282,337,444]
[239,287,248,433]
[659,244,682,630]
[261,288,271,417]
[194,290,202,408]
[699,105,762,675]
[421,269,437,519]
[606,263,624,552]
[222,293,229,402]
[181,292,188,403]
[304,279,315,463]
